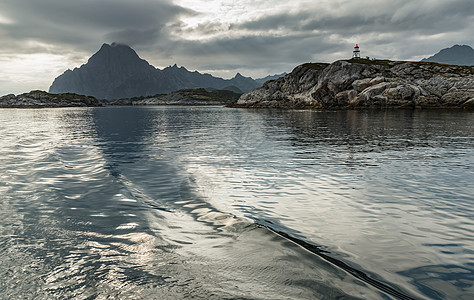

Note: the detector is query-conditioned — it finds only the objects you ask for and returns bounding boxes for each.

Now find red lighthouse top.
[353,44,360,58]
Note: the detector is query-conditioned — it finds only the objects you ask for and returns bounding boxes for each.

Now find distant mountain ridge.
[255,73,288,85]
[49,43,281,99]
[422,44,474,66]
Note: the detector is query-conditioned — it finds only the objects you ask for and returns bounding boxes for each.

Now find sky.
[0,0,473,96]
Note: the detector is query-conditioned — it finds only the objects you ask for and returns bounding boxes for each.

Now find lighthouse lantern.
[353,44,360,58]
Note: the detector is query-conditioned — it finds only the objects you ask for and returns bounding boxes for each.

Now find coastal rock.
[0,90,102,108]
[110,88,241,106]
[234,59,474,109]
[463,98,474,108]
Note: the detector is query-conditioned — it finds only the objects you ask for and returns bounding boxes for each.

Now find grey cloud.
[147,0,473,75]
[235,0,474,36]
[230,12,309,31]
[105,27,167,47]
[211,0,473,64]
[192,22,231,36]
[0,0,473,93]
[0,0,192,52]
[144,32,342,77]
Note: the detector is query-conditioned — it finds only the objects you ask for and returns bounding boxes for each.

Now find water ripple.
[0,107,473,299]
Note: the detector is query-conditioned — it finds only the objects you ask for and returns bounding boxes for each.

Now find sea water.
[0,106,472,299]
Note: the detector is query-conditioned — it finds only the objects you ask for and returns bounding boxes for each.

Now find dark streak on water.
[0,106,473,299]
[264,225,415,300]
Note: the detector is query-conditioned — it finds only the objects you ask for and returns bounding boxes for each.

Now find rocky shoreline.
[0,90,102,108]
[0,89,241,108]
[108,88,241,106]
[233,59,474,109]
[4,61,474,110]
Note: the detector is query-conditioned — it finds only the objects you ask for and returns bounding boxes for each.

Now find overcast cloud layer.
[1,0,473,95]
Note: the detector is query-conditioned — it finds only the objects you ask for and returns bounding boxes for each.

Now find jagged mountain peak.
[87,42,148,68]
[49,43,262,99]
[163,64,188,71]
[96,42,135,55]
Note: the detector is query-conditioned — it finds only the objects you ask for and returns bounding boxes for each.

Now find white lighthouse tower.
[352,44,360,58]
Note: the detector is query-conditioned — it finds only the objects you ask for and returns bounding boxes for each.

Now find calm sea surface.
[0,106,473,299]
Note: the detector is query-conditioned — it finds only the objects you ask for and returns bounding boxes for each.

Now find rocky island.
[109,88,241,106]
[233,59,474,109]
[0,90,102,108]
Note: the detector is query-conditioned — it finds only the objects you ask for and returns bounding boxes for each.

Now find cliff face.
[49,43,260,99]
[235,60,474,109]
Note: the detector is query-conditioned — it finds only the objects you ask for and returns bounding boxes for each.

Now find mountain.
[255,73,287,85]
[49,43,261,99]
[233,59,474,109]
[421,45,474,66]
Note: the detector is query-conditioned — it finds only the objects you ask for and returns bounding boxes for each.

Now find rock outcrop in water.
[234,59,474,109]
[110,88,241,106]
[0,90,102,108]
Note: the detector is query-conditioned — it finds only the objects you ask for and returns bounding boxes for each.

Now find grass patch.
[347,58,393,66]
[302,63,330,70]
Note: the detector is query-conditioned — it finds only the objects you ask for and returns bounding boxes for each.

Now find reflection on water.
[0,107,472,299]
[160,108,474,299]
